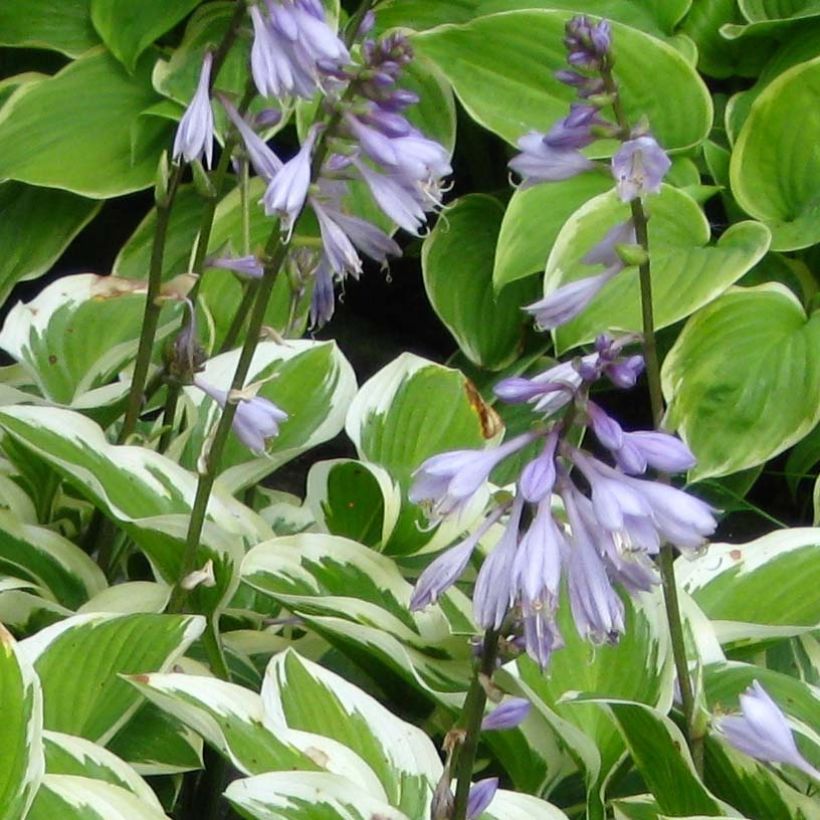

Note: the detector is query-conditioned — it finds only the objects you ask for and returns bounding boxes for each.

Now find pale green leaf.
[0,1,98,57]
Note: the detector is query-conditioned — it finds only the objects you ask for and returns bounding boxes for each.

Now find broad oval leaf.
[179,339,357,493]
[27,774,169,819]
[422,194,539,369]
[0,49,170,198]
[225,771,409,820]
[543,186,770,352]
[675,529,820,641]
[0,623,44,819]
[262,649,441,816]
[661,284,820,480]
[0,0,99,57]
[91,0,201,71]
[412,11,712,150]
[739,0,820,22]
[19,613,204,744]
[730,56,820,250]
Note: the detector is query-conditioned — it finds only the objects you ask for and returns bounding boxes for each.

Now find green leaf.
[739,0,820,22]
[91,0,201,71]
[0,510,107,609]
[0,273,185,406]
[263,649,440,816]
[662,285,820,479]
[730,56,820,250]
[786,422,820,497]
[0,183,100,307]
[403,54,457,152]
[675,529,820,642]
[413,11,712,150]
[0,0,98,57]
[601,700,724,816]
[128,672,386,794]
[0,623,43,819]
[43,731,163,810]
[28,775,168,819]
[306,459,401,549]
[498,589,673,818]
[0,49,169,198]
[225,771,409,820]
[422,194,539,370]
[548,187,770,353]
[494,175,612,290]
[178,340,356,493]
[20,612,205,744]
[345,353,502,555]
[0,405,268,595]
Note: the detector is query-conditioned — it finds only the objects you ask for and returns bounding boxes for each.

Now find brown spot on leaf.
[465,378,503,439]
[48,354,57,365]
[130,674,151,684]
[729,549,742,560]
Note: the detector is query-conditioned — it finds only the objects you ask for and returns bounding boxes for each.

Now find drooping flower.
[206,253,264,279]
[482,697,531,731]
[220,95,283,181]
[466,778,499,819]
[193,376,288,454]
[509,131,597,187]
[524,269,618,331]
[718,681,820,780]
[173,52,215,167]
[309,256,335,329]
[612,135,671,202]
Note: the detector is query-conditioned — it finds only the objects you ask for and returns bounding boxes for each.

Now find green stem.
[119,164,183,443]
[218,280,257,353]
[452,630,500,820]
[602,65,703,774]
[158,383,180,454]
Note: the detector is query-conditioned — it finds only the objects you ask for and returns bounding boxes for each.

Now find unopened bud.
[615,243,649,267]
[191,159,216,199]
[154,151,171,206]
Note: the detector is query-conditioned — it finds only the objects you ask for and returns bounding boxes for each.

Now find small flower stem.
[451,629,500,820]
[119,164,183,443]
[218,280,258,353]
[602,65,703,773]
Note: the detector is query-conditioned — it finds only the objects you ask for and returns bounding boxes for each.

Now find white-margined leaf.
[262,649,441,817]
[0,622,44,819]
[0,589,70,632]
[484,789,570,820]
[77,582,169,615]
[225,771,409,820]
[19,612,204,744]
[27,774,169,819]
[43,730,163,811]
[127,672,387,798]
[675,528,820,644]
[179,340,356,494]
[0,273,184,406]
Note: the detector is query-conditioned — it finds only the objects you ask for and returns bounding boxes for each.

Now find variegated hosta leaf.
[0,510,106,609]
[77,582,169,615]
[0,405,270,607]
[43,731,163,811]
[27,774,169,819]
[305,458,402,550]
[345,352,502,555]
[0,623,44,819]
[178,339,356,494]
[675,528,820,644]
[127,672,387,798]
[19,612,205,744]
[496,589,673,815]
[0,272,184,406]
[106,702,203,776]
[241,533,474,706]
[484,790,570,820]
[0,589,70,633]
[225,771,409,820]
[263,649,441,817]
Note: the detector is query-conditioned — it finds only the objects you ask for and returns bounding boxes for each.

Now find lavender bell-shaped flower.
[612,135,671,202]
[509,130,597,187]
[220,96,283,181]
[206,253,264,279]
[309,256,335,329]
[193,376,288,454]
[173,52,215,167]
[481,697,531,731]
[466,778,499,819]
[718,681,820,780]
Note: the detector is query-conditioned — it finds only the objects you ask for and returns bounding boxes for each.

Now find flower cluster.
[409,334,716,668]
[509,16,671,331]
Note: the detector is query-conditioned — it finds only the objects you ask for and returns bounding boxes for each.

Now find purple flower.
[313,200,362,278]
[543,104,605,150]
[519,430,559,502]
[524,268,618,331]
[509,131,597,187]
[482,697,531,731]
[220,95,283,181]
[612,136,671,202]
[555,69,605,98]
[262,126,319,234]
[194,376,288,454]
[309,256,335,329]
[564,16,612,69]
[321,208,400,264]
[173,52,215,168]
[410,508,505,610]
[618,431,696,475]
[206,254,264,279]
[582,219,637,268]
[410,432,537,522]
[718,681,820,780]
[466,778,499,819]
[354,158,427,235]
